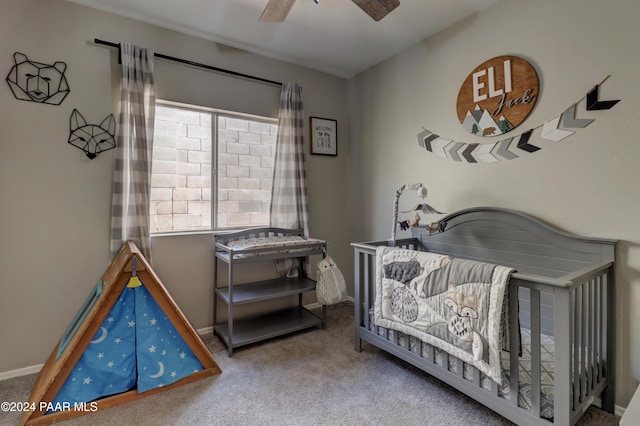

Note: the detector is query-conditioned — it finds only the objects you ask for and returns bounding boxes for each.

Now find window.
[150,102,277,233]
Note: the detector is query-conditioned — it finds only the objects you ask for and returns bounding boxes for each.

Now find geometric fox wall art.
[68,109,116,160]
[5,52,70,105]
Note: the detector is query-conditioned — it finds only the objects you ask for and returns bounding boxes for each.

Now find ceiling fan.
[259,0,400,23]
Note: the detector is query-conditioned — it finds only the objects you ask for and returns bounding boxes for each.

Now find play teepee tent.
[20,241,221,426]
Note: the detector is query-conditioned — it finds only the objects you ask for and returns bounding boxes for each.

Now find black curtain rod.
[94,38,283,88]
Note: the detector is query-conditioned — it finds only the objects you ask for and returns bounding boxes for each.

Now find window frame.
[151,99,278,235]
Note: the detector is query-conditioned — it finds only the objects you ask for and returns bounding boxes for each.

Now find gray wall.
[348,0,640,406]
[0,0,349,375]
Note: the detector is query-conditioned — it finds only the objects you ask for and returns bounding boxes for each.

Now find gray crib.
[352,207,616,426]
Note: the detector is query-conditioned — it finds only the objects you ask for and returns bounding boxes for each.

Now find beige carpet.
[0,302,620,426]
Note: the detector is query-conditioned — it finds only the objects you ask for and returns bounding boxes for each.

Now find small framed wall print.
[310,116,337,156]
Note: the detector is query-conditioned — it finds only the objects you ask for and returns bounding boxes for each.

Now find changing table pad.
[224,235,324,257]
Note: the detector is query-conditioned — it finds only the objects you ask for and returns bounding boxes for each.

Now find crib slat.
[413,338,420,356]
[597,275,603,384]
[604,273,610,381]
[530,289,541,418]
[509,283,519,407]
[598,277,608,381]
[439,350,449,371]
[456,360,464,379]
[490,379,498,397]
[427,345,435,364]
[602,268,616,412]
[571,289,580,408]
[363,253,373,333]
[587,280,596,392]
[573,287,581,408]
[354,250,362,352]
[581,284,588,402]
[554,288,572,426]
[471,365,480,387]
[587,279,593,391]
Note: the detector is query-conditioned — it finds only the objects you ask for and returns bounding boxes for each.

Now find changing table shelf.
[213,228,326,356]
[215,276,318,305]
[214,307,322,349]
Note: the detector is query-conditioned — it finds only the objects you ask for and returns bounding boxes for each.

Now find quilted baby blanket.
[374,247,515,383]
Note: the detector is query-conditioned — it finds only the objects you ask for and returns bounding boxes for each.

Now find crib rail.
[352,240,615,426]
[562,261,615,424]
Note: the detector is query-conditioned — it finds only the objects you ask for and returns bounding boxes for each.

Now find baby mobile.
[390,183,445,246]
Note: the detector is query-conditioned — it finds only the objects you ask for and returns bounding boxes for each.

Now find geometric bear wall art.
[5,52,70,105]
[19,241,221,426]
[68,109,116,160]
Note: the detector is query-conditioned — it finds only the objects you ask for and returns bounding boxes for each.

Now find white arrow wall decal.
[540,114,574,141]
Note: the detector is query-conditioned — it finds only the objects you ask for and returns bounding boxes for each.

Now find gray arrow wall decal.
[493,137,519,160]
[462,144,479,163]
[561,104,594,128]
[424,133,439,152]
[417,129,430,148]
[447,142,465,161]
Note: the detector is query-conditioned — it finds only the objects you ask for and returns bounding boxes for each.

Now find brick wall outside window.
[150,104,276,233]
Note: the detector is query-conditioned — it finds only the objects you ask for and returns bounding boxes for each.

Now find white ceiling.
[67,0,497,78]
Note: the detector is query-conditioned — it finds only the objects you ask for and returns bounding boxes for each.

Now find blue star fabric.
[134,284,204,393]
[49,278,204,412]
[52,288,137,408]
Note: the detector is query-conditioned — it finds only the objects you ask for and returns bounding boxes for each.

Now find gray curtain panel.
[110,43,156,260]
[270,83,310,276]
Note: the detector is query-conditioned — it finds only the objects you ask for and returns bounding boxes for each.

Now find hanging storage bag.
[316,255,348,305]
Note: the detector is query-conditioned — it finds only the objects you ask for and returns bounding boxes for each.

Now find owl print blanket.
[374,247,515,383]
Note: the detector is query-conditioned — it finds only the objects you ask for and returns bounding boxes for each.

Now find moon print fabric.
[52,288,137,408]
[134,284,204,393]
[50,283,204,411]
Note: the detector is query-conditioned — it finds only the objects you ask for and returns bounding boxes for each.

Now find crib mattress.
[368,316,555,419]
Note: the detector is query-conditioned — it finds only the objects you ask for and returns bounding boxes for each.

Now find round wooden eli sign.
[456,55,539,137]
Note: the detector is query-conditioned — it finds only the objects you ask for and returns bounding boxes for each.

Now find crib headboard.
[413,207,616,279]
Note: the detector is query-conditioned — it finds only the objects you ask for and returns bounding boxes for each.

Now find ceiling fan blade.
[351,0,400,21]
[259,0,296,22]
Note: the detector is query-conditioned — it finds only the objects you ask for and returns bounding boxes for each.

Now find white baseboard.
[592,397,626,418]
[197,325,214,335]
[617,405,626,418]
[305,297,355,311]
[0,364,44,381]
